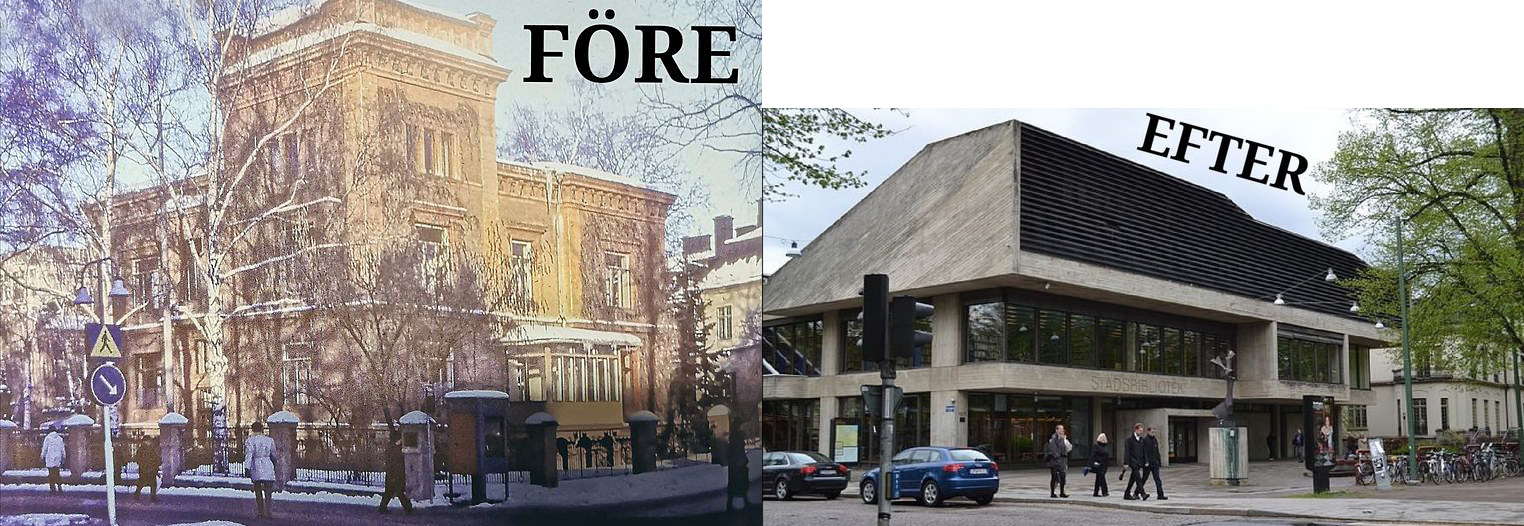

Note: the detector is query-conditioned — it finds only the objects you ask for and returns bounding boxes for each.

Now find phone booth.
[445,390,509,504]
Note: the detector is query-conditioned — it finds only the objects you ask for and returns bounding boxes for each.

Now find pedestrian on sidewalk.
[1089,433,1110,497]
[244,421,277,519]
[41,425,65,493]
[1144,426,1166,500]
[379,430,413,514]
[1044,424,1071,498]
[1123,423,1148,501]
[1266,431,1277,461]
[134,435,161,503]
[1293,429,1304,462]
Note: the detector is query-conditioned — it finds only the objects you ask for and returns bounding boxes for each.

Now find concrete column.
[628,410,658,474]
[266,411,298,491]
[821,313,842,376]
[525,411,558,488]
[0,419,15,473]
[158,412,188,487]
[932,294,962,367]
[1237,321,1278,381]
[62,415,94,483]
[929,390,967,447]
[1090,397,1106,460]
[399,410,436,501]
[817,396,838,457]
[1341,334,1351,386]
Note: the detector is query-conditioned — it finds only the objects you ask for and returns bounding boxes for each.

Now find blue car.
[860,447,998,506]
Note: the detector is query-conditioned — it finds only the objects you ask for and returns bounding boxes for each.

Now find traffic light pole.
[877,361,895,526]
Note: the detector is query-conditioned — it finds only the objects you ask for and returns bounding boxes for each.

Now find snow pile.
[159,412,189,425]
[699,256,761,290]
[265,411,299,424]
[165,522,249,526]
[398,411,434,425]
[0,419,17,429]
[504,463,726,510]
[59,415,94,427]
[443,390,508,400]
[0,514,96,526]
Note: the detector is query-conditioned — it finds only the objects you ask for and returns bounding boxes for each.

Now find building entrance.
[1168,417,1198,463]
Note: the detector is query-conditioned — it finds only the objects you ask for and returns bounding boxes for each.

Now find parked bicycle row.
[1357,442,1524,485]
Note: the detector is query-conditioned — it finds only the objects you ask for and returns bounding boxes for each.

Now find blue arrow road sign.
[90,362,126,406]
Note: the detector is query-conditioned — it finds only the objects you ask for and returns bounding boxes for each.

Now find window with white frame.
[133,256,161,310]
[414,223,449,278]
[510,240,533,302]
[440,132,454,178]
[604,252,631,309]
[282,341,314,405]
[717,305,734,341]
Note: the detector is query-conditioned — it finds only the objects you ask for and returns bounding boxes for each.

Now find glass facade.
[834,393,930,465]
[1276,332,1342,384]
[1348,345,1371,389]
[763,319,823,376]
[840,309,932,372]
[966,393,1093,466]
[762,399,819,452]
[964,292,1232,379]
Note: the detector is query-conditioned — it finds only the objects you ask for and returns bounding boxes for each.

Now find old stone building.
[94,0,675,434]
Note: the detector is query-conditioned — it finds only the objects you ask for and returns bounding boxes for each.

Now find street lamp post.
[1396,216,1417,482]
[73,256,129,526]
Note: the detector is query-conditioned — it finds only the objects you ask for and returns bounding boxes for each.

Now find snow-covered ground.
[0,515,96,526]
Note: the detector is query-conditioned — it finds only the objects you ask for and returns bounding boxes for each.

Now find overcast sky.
[762,109,1365,275]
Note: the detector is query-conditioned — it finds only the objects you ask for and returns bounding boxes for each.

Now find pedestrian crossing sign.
[85,323,124,361]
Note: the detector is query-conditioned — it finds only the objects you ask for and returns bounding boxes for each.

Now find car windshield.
[948,449,990,462]
[789,452,831,464]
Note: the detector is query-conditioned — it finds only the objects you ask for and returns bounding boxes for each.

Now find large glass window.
[763,319,823,376]
[1069,315,1095,368]
[762,399,819,453]
[842,309,931,372]
[1008,305,1036,363]
[1098,318,1126,371]
[967,393,1092,466]
[1182,330,1200,377]
[1038,310,1067,365]
[1162,327,1181,375]
[1414,398,1429,435]
[1349,346,1371,389]
[1277,335,1342,384]
[966,302,1005,363]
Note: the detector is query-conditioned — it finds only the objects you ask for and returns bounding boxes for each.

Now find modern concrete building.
[762,120,1388,468]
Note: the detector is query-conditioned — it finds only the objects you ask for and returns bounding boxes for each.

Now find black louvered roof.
[1017,122,1367,321]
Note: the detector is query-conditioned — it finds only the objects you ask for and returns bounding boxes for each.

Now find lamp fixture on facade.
[1325,268,1337,282]
[1375,320,1386,329]
[785,241,802,258]
[1349,302,1360,312]
[1273,294,1285,305]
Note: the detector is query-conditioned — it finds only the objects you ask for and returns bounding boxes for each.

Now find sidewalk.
[844,459,1524,524]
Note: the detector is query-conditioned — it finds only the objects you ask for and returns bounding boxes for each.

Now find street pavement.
[807,459,1524,525]
[764,495,1352,526]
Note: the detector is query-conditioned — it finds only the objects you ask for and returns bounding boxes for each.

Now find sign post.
[86,324,127,526]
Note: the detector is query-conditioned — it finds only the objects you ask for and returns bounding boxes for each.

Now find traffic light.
[890,296,933,359]
[862,274,889,362]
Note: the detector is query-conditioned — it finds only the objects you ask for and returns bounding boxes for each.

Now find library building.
[761,120,1388,467]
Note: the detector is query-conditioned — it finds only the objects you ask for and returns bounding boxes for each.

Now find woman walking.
[1045,424,1072,498]
[245,422,277,519]
[1090,433,1111,497]
[41,425,65,493]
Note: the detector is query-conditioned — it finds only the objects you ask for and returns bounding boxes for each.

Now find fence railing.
[555,427,632,479]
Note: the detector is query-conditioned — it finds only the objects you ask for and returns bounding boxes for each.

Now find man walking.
[1144,426,1167,500]
[1266,431,1277,461]
[379,430,413,514]
[1122,423,1149,501]
[41,425,65,493]
[134,436,161,503]
[1293,429,1304,462]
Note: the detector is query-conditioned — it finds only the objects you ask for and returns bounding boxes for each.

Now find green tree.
[1313,108,1524,372]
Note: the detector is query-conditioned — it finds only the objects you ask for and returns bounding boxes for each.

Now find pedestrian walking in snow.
[135,435,161,502]
[556,436,570,471]
[577,433,594,468]
[379,430,413,514]
[600,432,615,467]
[244,422,277,519]
[41,426,65,493]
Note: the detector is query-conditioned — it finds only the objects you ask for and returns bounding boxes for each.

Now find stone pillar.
[628,410,658,474]
[817,396,838,458]
[0,419,16,474]
[1209,426,1249,486]
[399,411,436,500]
[158,412,188,487]
[525,412,558,488]
[929,390,966,447]
[62,415,94,483]
[931,294,961,368]
[820,313,842,376]
[266,411,298,491]
[1236,321,1278,382]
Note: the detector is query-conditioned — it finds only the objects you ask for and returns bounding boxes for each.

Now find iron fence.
[656,420,717,468]
[291,426,391,486]
[555,427,632,479]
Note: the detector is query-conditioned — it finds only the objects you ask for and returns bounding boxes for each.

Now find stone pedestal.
[158,412,188,487]
[267,411,299,491]
[0,419,16,473]
[628,411,658,474]
[1209,426,1248,486]
[63,415,95,483]
[399,410,435,500]
[525,412,558,488]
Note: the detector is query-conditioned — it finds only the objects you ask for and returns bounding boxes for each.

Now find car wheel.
[919,480,942,507]
[774,476,792,500]
[861,480,879,504]
[971,494,993,505]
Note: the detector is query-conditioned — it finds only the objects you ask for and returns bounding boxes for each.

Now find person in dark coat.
[1123,423,1149,500]
[600,432,615,467]
[134,436,161,503]
[577,433,594,468]
[1293,429,1304,462]
[1266,431,1277,461]
[1044,425,1072,498]
[379,430,412,514]
[1088,433,1111,497]
[1144,426,1166,500]
[556,436,571,471]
